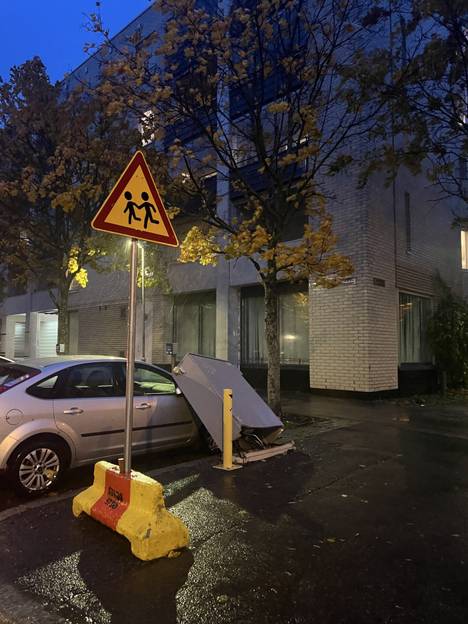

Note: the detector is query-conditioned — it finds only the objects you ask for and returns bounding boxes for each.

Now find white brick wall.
[309,150,462,393]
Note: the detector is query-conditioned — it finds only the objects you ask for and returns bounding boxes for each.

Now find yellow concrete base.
[73,461,189,561]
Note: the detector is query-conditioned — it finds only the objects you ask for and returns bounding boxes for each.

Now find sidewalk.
[1,397,468,623]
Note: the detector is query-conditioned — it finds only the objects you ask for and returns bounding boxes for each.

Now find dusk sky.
[0,0,152,83]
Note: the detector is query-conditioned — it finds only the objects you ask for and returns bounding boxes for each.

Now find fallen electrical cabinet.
[172,353,295,463]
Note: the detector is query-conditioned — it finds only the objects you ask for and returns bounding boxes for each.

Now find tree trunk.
[264,278,282,416]
[56,282,70,355]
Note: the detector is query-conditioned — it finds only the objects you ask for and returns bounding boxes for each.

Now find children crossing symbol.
[91,151,178,247]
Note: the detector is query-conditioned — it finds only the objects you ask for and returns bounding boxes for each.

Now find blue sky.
[0,0,152,83]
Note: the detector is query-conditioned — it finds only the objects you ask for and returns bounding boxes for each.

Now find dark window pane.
[60,364,117,398]
[0,365,40,393]
[241,291,266,365]
[405,192,411,252]
[27,375,59,399]
[174,291,216,359]
[399,293,432,364]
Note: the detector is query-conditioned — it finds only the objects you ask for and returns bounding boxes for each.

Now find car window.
[133,365,176,395]
[57,363,119,399]
[27,375,59,400]
[0,365,40,391]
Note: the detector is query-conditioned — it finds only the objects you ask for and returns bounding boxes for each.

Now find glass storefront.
[174,291,216,359]
[399,292,432,364]
[241,286,309,366]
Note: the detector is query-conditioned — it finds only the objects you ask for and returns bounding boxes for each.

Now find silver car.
[0,356,198,495]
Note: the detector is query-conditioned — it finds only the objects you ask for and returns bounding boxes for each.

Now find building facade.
[1,3,467,395]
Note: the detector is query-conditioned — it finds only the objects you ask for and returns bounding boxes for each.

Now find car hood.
[172,353,283,450]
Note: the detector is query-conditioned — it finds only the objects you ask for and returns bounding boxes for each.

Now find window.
[230,117,257,165]
[404,192,411,252]
[461,231,468,269]
[0,365,39,392]
[27,375,59,400]
[399,293,432,364]
[174,292,216,359]
[280,291,309,364]
[232,198,306,243]
[58,363,119,399]
[241,287,309,366]
[133,365,175,395]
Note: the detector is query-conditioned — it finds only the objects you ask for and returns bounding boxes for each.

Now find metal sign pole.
[141,242,146,362]
[123,238,138,474]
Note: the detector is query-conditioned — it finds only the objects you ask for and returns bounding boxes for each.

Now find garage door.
[38,315,58,357]
[14,321,26,358]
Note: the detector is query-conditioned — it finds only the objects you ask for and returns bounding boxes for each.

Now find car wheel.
[8,438,69,497]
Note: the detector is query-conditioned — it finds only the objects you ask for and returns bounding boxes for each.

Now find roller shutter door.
[14,322,26,358]
[38,315,58,357]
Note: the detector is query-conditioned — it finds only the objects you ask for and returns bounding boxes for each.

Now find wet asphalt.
[0,446,208,514]
[1,395,468,624]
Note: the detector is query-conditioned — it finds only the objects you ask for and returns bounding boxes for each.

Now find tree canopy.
[0,58,144,349]
[86,0,395,411]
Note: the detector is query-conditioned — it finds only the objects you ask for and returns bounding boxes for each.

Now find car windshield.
[0,365,40,389]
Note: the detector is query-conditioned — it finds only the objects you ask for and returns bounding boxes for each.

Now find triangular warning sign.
[91,151,179,247]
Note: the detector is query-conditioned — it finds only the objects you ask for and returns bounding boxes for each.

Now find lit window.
[241,288,309,366]
[461,231,468,269]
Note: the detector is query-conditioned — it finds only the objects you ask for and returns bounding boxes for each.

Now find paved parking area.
[1,395,468,623]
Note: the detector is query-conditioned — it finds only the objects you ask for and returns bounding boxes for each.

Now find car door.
[53,362,125,464]
[127,363,196,452]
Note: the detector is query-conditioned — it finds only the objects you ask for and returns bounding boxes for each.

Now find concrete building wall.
[394,167,463,296]
[77,303,127,357]
[151,292,173,365]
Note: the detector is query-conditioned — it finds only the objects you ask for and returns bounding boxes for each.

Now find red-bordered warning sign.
[91,150,179,247]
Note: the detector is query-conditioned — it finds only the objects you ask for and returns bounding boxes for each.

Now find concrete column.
[27,312,40,358]
[228,285,241,366]
[216,259,230,361]
[216,260,241,364]
[4,316,16,360]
